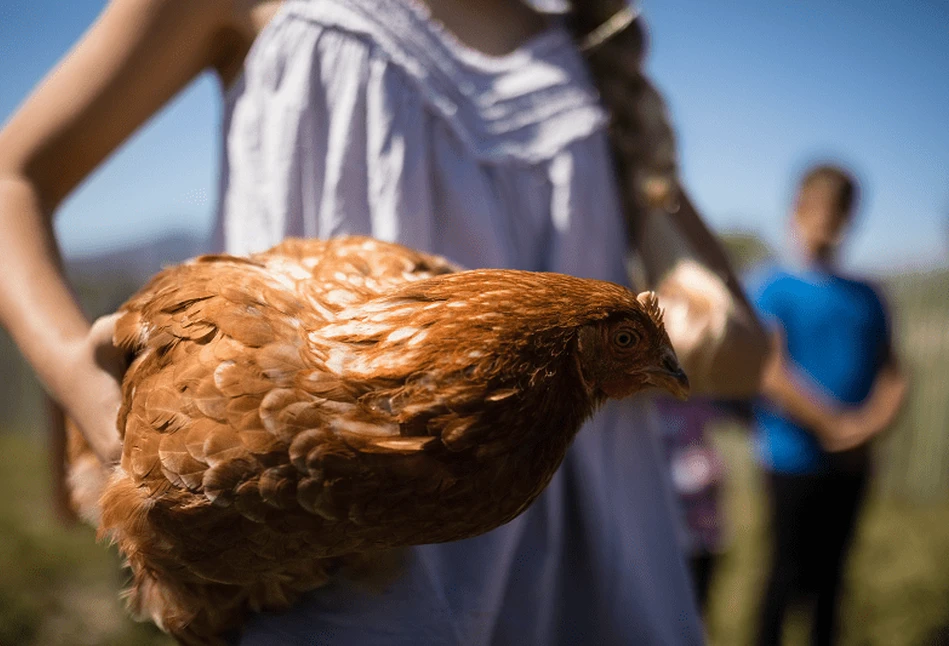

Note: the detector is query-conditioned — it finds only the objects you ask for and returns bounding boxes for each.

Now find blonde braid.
[566,2,679,250]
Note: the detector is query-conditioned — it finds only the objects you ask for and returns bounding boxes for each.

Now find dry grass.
[706,425,949,646]
[0,427,947,645]
[0,432,172,646]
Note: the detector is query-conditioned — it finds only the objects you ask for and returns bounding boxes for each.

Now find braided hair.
[565,2,679,250]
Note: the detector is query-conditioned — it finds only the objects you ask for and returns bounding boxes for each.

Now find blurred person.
[751,164,908,645]
[655,397,728,611]
[0,0,769,643]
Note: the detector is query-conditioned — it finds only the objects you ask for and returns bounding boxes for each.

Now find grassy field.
[707,426,949,646]
[0,428,947,645]
[0,432,173,646]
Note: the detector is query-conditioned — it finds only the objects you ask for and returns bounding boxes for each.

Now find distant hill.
[64,231,209,318]
[65,231,208,283]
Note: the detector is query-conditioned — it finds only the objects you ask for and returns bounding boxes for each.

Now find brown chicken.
[65,235,688,644]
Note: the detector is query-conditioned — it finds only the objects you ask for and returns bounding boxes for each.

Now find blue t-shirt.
[750,265,892,473]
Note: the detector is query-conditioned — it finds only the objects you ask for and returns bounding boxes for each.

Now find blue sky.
[1,0,947,273]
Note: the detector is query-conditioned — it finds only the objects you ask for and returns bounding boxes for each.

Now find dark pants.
[756,467,869,646]
[688,553,716,612]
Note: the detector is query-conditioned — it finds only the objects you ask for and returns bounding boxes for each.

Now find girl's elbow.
[675,314,769,399]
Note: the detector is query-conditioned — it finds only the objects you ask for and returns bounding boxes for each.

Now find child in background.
[751,164,907,645]
[656,397,728,611]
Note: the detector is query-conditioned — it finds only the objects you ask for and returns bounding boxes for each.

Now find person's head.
[790,164,860,263]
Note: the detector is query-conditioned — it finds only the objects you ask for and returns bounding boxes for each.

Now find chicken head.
[575,290,690,401]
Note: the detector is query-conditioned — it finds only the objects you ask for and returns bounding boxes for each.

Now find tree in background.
[718,231,774,275]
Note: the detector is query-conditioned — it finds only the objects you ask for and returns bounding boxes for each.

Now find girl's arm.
[850,361,907,438]
[759,330,843,443]
[640,191,770,398]
[674,193,769,396]
[761,330,907,451]
[0,0,243,461]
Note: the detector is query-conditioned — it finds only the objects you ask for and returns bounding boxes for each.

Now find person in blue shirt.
[751,164,907,646]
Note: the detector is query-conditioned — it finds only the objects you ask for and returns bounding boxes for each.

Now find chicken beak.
[645,348,690,401]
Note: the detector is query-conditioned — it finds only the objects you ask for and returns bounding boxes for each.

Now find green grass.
[0,428,946,645]
[706,425,949,646]
[0,432,173,646]
[877,271,949,502]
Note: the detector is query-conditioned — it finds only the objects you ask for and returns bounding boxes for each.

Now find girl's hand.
[61,313,126,464]
[761,328,869,451]
[819,363,907,453]
[818,410,876,453]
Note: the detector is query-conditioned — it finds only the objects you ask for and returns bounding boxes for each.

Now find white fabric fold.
[214,1,703,643]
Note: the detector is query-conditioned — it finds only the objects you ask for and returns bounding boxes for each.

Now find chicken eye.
[612,329,639,349]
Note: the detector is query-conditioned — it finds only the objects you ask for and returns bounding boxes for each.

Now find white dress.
[213,1,703,643]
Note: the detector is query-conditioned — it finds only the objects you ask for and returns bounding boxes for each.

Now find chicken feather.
[65,235,689,644]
